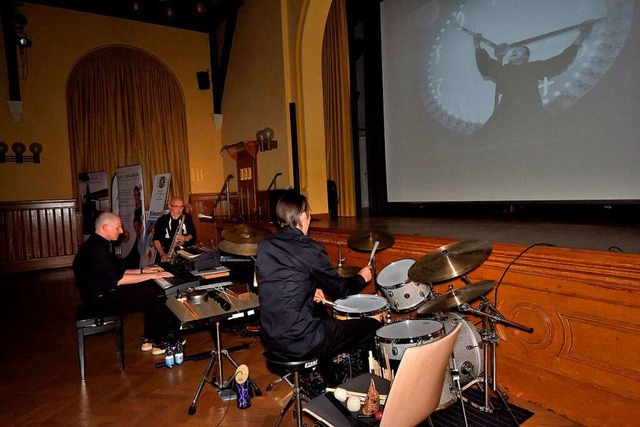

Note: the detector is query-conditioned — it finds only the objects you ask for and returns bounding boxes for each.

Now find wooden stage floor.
[310,214,640,255]
[0,268,583,426]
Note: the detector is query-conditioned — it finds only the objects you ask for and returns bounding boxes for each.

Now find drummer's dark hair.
[276,192,310,228]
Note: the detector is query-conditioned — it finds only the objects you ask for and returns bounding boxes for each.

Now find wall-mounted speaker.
[196,71,210,90]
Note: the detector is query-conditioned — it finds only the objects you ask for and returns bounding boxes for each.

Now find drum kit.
[217,223,532,422]
[340,233,533,423]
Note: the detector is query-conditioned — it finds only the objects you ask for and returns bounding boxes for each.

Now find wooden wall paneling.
[310,227,640,427]
[0,199,78,272]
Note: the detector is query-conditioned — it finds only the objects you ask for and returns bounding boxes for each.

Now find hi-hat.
[218,239,257,256]
[334,265,360,278]
[417,280,495,315]
[408,240,492,284]
[347,230,395,252]
[221,224,272,244]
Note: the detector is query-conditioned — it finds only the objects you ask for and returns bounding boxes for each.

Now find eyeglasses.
[170,204,184,209]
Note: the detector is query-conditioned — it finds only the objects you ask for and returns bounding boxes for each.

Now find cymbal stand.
[459,297,533,426]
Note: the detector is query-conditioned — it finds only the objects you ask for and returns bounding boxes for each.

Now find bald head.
[95,212,123,241]
[168,197,185,219]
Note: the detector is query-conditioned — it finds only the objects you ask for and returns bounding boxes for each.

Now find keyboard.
[154,262,200,295]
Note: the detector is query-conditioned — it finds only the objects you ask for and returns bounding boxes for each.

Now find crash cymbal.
[417,280,495,315]
[408,240,492,284]
[334,265,360,278]
[221,224,272,244]
[347,230,395,252]
[218,239,258,256]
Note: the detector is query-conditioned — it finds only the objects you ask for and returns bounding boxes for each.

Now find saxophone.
[165,214,185,263]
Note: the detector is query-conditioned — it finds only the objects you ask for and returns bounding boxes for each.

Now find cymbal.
[221,224,272,244]
[218,239,258,256]
[417,280,495,315]
[347,230,395,252]
[408,240,492,284]
[334,265,360,278]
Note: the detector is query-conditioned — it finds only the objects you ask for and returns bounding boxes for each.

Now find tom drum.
[377,259,433,313]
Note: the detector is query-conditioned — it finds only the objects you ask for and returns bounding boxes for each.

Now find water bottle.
[174,339,184,366]
[165,343,175,368]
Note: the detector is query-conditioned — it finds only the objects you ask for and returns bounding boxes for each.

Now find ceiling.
[20,0,243,33]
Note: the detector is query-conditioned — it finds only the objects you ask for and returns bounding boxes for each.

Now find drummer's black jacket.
[256,226,366,358]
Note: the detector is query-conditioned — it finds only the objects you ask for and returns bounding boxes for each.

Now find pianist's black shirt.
[73,233,125,304]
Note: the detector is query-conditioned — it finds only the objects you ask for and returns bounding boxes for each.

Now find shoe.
[152,344,166,355]
[140,336,154,352]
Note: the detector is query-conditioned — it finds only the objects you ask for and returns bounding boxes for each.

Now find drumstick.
[321,300,351,311]
[181,300,199,320]
[325,388,388,404]
[383,347,393,380]
[368,241,380,265]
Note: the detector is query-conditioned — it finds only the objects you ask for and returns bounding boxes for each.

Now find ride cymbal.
[347,230,395,252]
[416,280,495,315]
[218,239,258,256]
[221,224,272,244]
[408,240,492,284]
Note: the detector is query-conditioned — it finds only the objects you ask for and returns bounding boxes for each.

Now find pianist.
[73,212,181,354]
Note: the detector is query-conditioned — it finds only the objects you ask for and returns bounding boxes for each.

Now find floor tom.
[375,319,445,361]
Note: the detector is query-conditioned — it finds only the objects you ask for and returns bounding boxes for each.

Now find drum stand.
[459,296,533,426]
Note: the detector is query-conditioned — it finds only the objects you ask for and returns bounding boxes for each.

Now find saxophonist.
[153,197,197,263]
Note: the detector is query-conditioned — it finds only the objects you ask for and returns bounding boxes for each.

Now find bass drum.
[438,313,484,410]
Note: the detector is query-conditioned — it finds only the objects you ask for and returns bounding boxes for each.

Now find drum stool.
[76,304,124,381]
[265,351,318,427]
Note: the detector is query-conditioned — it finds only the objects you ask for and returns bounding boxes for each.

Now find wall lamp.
[17,36,32,48]
[256,127,278,151]
[0,141,43,163]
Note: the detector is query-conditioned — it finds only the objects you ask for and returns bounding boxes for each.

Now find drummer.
[256,192,379,375]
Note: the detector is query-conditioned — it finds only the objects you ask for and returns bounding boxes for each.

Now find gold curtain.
[67,46,190,208]
[322,0,356,217]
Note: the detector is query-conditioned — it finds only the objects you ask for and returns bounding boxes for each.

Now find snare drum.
[332,294,390,323]
[375,319,445,361]
[377,259,433,313]
[437,313,484,409]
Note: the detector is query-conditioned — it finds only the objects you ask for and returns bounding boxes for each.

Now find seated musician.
[73,212,181,354]
[153,197,197,263]
[256,192,379,384]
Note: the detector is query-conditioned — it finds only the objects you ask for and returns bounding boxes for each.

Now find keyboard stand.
[188,320,262,415]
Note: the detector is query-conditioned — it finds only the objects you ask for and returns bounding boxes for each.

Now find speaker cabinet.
[196,71,210,90]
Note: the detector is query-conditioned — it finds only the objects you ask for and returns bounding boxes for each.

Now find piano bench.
[76,305,125,381]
